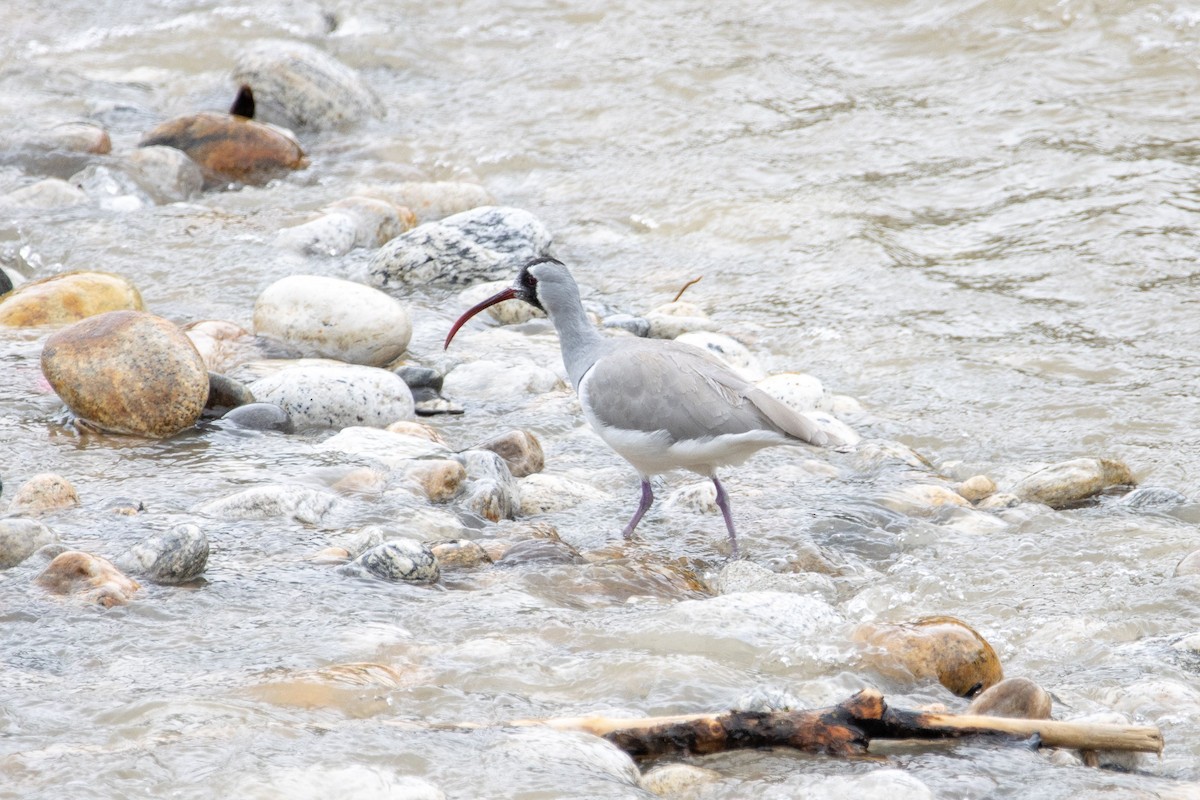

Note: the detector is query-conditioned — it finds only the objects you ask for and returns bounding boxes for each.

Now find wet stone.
[494,537,583,566]
[665,482,718,514]
[197,484,342,524]
[854,615,1004,697]
[42,310,209,437]
[367,206,553,289]
[330,525,388,559]
[327,196,415,247]
[966,676,1052,719]
[976,492,1021,510]
[317,426,449,465]
[956,475,997,503]
[1175,549,1200,577]
[640,764,722,797]
[400,459,467,503]
[220,402,295,433]
[248,364,414,430]
[459,280,546,325]
[36,551,140,607]
[342,539,439,584]
[8,473,79,514]
[429,539,492,570]
[460,450,521,522]
[643,300,716,339]
[602,313,650,337]
[1009,457,1135,508]
[0,178,89,210]
[126,145,204,203]
[115,523,209,584]
[69,163,155,211]
[385,420,448,445]
[757,372,830,413]
[183,320,264,373]
[357,181,493,223]
[517,473,609,515]
[32,121,112,154]
[273,211,358,256]
[474,429,544,478]
[394,366,443,392]
[0,518,58,569]
[675,331,764,381]
[204,372,255,416]
[0,270,144,328]
[879,483,971,516]
[1118,485,1188,511]
[139,110,306,187]
[442,359,561,400]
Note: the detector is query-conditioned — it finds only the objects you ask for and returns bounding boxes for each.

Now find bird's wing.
[582,340,831,446]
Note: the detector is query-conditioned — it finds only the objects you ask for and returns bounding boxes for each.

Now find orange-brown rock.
[140,112,306,186]
[966,676,1052,719]
[854,615,1003,697]
[41,310,209,437]
[401,459,467,503]
[36,551,140,607]
[0,271,144,328]
[7,473,79,514]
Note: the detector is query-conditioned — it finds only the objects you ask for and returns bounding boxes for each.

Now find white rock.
[327,196,413,247]
[442,360,562,400]
[517,473,609,515]
[675,331,765,381]
[644,301,716,339]
[461,450,521,521]
[0,518,58,569]
[127,145,203,202]
[254,275,412,366]
[274,212,360,257]
[0,178,88,209]
[197,484,342,524]
[665,482,718,514]
[316,426,450,466]
[805,409,860,447]
[757,373,830,413]
[640,763,722,797]
[249,364,415,430]
[878,483,971,515]
[354,181,493,223]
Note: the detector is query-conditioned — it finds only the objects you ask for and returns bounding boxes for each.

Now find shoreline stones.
[854,616,1003,697]
[115,524,210,584]
[36,551,140,607]
[41,311,209,437]
[248,364,414,430]
[0,271,144,327]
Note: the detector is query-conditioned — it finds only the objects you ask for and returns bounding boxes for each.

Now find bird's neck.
[546,293,604,389]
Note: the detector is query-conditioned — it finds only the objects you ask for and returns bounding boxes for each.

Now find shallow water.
[3,1,1200,797]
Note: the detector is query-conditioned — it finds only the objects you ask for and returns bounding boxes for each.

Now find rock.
[714,559,836,601]
[140,108,306,187]
[126,145,204,203]
[253,275,412,367]
[7,473,79,514]
[0,178,89,210]
[665,482,718,514]
[36,551,139,607]
[0,519,57,569]
[429,539,492,570]
[233,41,381,131]
[327,196,415,246]
[461,450,521,522]
[854,616,1003,697]
[273,211,358,256]
[1062,710,1144,771]
[367,206,553,290]
[643,300,716,339]
[69,163,154,211]
[976,492,1021,510]
[220,402,295,433]
[757,372,830,414]
[442,359,561,400]
[356,181,493,222]
[1009,457,1135,508]
[115,523,209,584]
[473,429,544,478]
[34,122,112,154]
[675,331,764,381]
[399,460,467,502]
[602,313,651,337]
[878,483,971,515]
[248,364,414,430]
[517,473,609,515]
[316,426,448,465]
[966,676,1052,719]
[640,763,722,796]
[494,537,583,566]
[805,409,861,447]
[1175,549,1200,577]
[385,419,448,445]
[330,525,388,559]
[197,484,342,524]
[956,475,997,502]
[458,280,546,325]
[0,271,144,327]
[182,320,267,374]
[1119,485,1187,511]
[204,372,255,415]
[394,366,443,391]
[342,539,439,583]
[41,310,209,437]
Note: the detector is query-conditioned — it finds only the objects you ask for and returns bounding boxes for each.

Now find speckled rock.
[854,616,1003,697]
[204,372,255,415]
[220,402,295,433]
[643,300,716,339]
[316,426,449,465]
[126,145,204,203]
[367,206,553,290]
[461,450,521,522]
[0,519,58,569]
[640,763,722,797]
[956,475,997,502]
[140,109,306,187]
[0,178,89,210]
[458,280,546,325]
[115,523,209,584]
[248,364,414,430]
[1175,549,1200,577]
[675,331,764,381]
[7,473,79,514]
[36,551,139,607]
[356,181,493,222]
[714,558,837,601]
[1009,457,1136,508]
[429,539,492,570]
[442,359,562,400]
[197,484,342,524]
[41,310,209,437]
[253,275,412,367]
[1119,485,1187,511]
[233,40,381,131]
[966,676,1052,719]
[473,429,544,478]
[757,372,831,413]
[0,271,144,327]
[342,539,439,583]
[664,481,718,514]
[517,473,609,515]
[399,460,467,502]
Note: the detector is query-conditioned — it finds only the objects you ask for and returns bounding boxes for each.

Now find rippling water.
[3,1,1200,797]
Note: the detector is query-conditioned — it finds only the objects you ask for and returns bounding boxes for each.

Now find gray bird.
[445,257,840,557]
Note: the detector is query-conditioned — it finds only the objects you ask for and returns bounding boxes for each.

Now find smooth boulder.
[473,429,545,478]
[1009,457,1135,508]
[7,473,79,514]
[249,364,414,430]
[854,615,1003,697]
[0,271,144,327]
[0,519,58,569]
[36,551,140,607]
[966,676,1052,719]
[115,523,209,584]
[140,109,306,187]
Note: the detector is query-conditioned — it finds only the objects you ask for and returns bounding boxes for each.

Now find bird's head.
[444,256,565,349]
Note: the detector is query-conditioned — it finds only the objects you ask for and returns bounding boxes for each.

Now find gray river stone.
[367,206,553,290]
[343,539,439,583]
[1118,485,1187,511]
[204,372,255,415]
[0,518,58,569]
[459,450,521,522]
[115,523,209,584]
[220,402,295,433]
[1009,457,1136,508]
[248,364,415,430]
[473,429,544,478]
[197,484,341,524]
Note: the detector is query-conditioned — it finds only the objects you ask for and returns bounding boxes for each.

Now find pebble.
[316,426,449,465]
[197,484,342,524]
[975,492,1021,510]
[1175,549,1200,577]
[126,145,204,203]
[233,41,381,131]
[458,280,546,325]
[460,450,521,522]
[0,271,144,327]
[643,300,717,339]
[956,474,997,502]
[757,372,830,413]
[0,518,58,569]
[253,275,412,367]
[0,178,89,210]
[385,419,448,445]
[355,180,493,223]
[204,372,255,415]
[473,429,545,478]
[1008,457,1135,508]
[41,310,210,437]
[442,359,562,400]
[7,473,79,514]
[342,539,439,583]
[640,763,722,796]
[1118,485,1188,511]
[714,559,837,601]
[429,539,492,570]
[36,551,140,607]
[367,206,553,290]
[517,473,609,515]
[398,459,467,503]
[674,331,765,381]
[248,364,415,430]
[602,313,651,337]
[966,676,1052,719]
[219,402,295,433]
[854,615,1004,697]
[139,109,307,187]
[114,523,209,584]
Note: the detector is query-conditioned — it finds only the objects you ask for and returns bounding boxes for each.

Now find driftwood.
[508,688,1162,762]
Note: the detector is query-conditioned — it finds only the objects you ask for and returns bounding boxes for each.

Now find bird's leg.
[622,479,655,539]
[712,476,739,559]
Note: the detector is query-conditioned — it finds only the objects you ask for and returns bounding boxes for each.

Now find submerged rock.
[115,523,209,584]
[429,539,492,570]
[343,539,439,583]
[41,310,209,437]
[356,181,493,222]
[1175,549,1200,577]
[442,359,561,400]
[643,300,716,339]
[0,519,58,569]
[460,450,521,522]
[7,473,79,514]
[197,484,341,524]
[1009,457,1135,508]
[715,559,836,601]
[1118,485,1187,511]
[36,551,139,607]
[966,676,1052,719]
[248,364,414,430]
[956,475,997,503]
[204,372,255,416]
[399,459,467,503]
[473,429,545,478]
[0,271,143,327]
[0,178,89,210]
[126,145,204,203]
[220,402,295,432]
[28,121,112,154]
[517,473,609,515]
[854,615,1003,697]
[640,763,722,797]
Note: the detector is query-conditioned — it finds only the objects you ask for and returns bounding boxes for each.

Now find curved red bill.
[444,286,517,349]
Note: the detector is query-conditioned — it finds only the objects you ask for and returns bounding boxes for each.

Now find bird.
[444,257,841,557]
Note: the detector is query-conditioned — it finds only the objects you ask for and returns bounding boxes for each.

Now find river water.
[2,1,1200,797]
